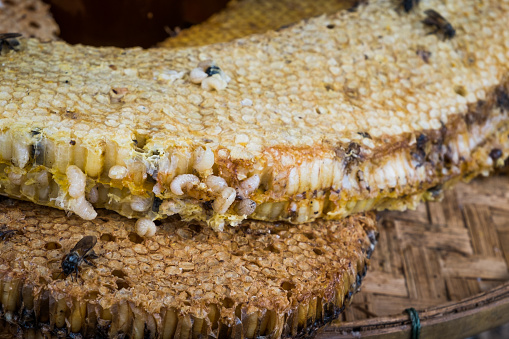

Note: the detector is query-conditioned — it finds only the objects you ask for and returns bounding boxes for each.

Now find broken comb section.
[1,0,509,230]
[0,198,376,338]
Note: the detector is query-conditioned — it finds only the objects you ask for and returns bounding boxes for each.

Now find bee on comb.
[0,33,22,54]
[422,9,456,39]
[60,235,98,281]
[0,226,16,241]
[402,0,420,13]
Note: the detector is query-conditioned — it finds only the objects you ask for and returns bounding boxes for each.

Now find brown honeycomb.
[0,197,376,338]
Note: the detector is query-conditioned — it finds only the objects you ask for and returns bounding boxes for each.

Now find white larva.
[213,187,236,214]
[69,195,97,220]
[66,165,87,198]
[205,175,228,193]
[136,218,157,237]
[130,195,152,212]
[193,147,215,172]
[237,174,260,198]
[201,75,227,91]
[108,165,128,180]
[170,174,200,196]
[190,68,208,84]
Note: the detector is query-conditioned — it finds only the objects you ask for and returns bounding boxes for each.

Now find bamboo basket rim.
[317,174,509,338]
[319,281,509,338]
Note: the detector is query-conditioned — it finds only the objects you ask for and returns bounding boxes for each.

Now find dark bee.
[489,148,503,161]
[402,0,420,12]
[205,65,221,77]
[152,196,163,212]
[0,226,16,241]
[0,33,22,54]
[61,235,98,281]
[344,142,362,172]
[348,0,368,12]
[416,47,432,63]
[422,9,456,39]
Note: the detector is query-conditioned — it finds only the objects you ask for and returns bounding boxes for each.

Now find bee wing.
[0,33,22,39]
[70,235,97,257]
[423,9,447,24]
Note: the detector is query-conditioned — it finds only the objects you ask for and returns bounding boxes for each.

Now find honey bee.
[0,33,22,54]
[402,0,420,12]
[348,0,368,12]
[416,47,432,63]
[205,65,221,77]
[0,226,16,241]
[61,235,98,281]
[422,9,456,39]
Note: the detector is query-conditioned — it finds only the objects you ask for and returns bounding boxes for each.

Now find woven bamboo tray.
[317,174,509,339]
